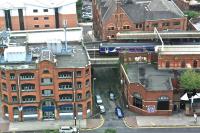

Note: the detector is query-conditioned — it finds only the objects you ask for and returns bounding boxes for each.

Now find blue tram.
[99,42,155,54]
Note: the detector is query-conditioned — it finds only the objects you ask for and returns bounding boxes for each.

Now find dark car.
[115,106,124,118]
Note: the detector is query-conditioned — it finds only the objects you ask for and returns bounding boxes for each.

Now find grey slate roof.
[98,0,184,23]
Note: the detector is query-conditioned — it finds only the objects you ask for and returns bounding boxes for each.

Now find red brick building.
[155,45,200,69]
[0,42,92,121]
[120,61,174,115]
[93,0,187,41]
[0,0,78,31]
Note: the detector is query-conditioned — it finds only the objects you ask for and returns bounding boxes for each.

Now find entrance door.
[43,111,55,119]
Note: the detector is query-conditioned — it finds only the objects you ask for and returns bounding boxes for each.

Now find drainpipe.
[17,74,23,122]
[73,71,77,126]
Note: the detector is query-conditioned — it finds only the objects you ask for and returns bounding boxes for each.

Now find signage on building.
[135,56,147,62]
[147,105,156,113]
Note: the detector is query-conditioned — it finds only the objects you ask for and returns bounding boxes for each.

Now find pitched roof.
[98,0,184,23]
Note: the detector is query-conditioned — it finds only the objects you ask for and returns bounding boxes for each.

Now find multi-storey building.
[119,44,200,115]
[0,0,78,31]
[0,29,92,122]
[93,0,187,41]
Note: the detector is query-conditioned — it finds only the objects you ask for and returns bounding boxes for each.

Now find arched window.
[181,61,186,68]
[165,61,170,68]
[132,93,142,109]
[157,96,169,110]
[193,60,198,68]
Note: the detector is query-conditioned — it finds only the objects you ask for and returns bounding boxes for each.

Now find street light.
[93,78,96,94]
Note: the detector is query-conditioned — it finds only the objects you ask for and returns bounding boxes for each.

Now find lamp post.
[93,78,96,95]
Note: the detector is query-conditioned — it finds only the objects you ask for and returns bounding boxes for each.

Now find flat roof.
[9,28,83,44]
[155,45,200,55]
[0,42,89,69]
[126,63,173,91]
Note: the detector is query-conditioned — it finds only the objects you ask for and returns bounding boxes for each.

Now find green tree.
[184,11,200,20]
[180,70,200,92]
[104,128,117,133]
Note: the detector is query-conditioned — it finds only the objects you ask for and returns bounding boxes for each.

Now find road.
[81,128,200,133]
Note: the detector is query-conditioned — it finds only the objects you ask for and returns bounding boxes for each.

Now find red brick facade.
[0,14,77,31]
[0,60,92,122]
[158,54,200,69]
[93,0,188,41]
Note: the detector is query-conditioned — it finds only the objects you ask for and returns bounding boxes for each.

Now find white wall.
[23,5,55,16]
[0,10,4,17]
[59,3,76,15]
[10,9,19,16]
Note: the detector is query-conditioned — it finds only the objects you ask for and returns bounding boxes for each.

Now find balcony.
[60,98,73,102]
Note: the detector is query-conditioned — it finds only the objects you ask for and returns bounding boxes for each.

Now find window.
[157,96,169,110]
[59,94,73,101]
[107,26,115,30]
[133,93,142,109]
[45,24,50,28]
[87,101,91,109]
[43,9,48,12]
[162,22,169,26]
[77,93,82,101]
[10,73,15,80]
[44,17,49,20]
[21,84,35,91]
[11,84,17,91]
[173,21,180,26]
[77,82,82,89]
[2,83,7,91]
[42,89,53,96]
[34,25,39,28]
[43,69,49,74]
[165,61,170,68]
[22,95,36,103]
[85,69,89,75]
[59,82,72,90]
[85,79,90,87]
[111,35,115,38]
[193,60,198,68]
[76,71,81,77]
[152,23,158,27]
[34,17,38,20]
[59,105,73,113]
[3,94,8,102]
[12,96,17,102]
[20,73,34,80]
[86,91,90,99]
[123,25,130,30]
[136,24,142,29]
[58,71,72,78]
[1,71,6,79]
[33,9,38,13]
[181,61,186,68]
[41,78,53,85]
[77,104,82,112]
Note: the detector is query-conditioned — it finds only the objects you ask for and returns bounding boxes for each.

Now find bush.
[104,128,116,133]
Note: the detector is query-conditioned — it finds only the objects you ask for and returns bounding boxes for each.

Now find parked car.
[109,92,115,100]
[96,95,103,104]
[98,105,106,114]
[59,126,79,133]
[115,106,124,118]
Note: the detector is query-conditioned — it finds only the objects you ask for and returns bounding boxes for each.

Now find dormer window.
[107,26,115,31]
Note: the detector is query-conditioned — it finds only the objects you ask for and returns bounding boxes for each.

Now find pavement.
[123,112,200,128]
[0,116,104,132]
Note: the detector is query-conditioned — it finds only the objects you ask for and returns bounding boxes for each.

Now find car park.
[98,104,106,114]
[59,126,79,133]
[115,106,124,118]
[96,95,103,104]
